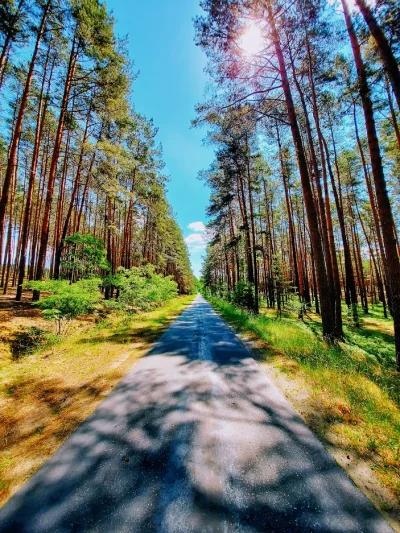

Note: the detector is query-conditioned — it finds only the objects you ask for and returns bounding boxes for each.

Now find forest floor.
[0,290,195,508]
[209,297,400,530]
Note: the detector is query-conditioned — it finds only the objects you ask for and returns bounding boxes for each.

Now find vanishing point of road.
[0,295,393,532]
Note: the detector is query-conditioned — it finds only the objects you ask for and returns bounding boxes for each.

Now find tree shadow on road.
[0,300,391,532]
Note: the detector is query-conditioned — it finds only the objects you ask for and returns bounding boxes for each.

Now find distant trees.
[59,233,110,282]
[0,0,195,305]
[195,0,400,369]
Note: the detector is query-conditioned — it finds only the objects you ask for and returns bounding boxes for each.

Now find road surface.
[0,295,393,532]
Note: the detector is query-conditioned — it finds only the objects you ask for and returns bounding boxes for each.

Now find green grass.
[208,297,400,503]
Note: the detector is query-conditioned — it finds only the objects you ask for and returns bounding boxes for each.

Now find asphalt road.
[0,295,393,532]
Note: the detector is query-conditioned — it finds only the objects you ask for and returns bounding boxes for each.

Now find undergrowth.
[9,327,56,360]
[0,294,194,508]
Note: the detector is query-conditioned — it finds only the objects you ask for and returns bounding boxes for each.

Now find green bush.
[112,265,178,312]
[231,280,255,310]
[24,278,102,334]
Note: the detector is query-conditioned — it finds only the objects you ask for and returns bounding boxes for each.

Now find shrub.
[112,265,178,312]
[24,278,102,334]
[231,280,255,311]
[210,280,229,300]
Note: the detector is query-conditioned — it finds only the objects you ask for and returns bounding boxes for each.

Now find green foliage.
[280,291,308,320]
[194,277,202,293]
[209,296,399,403]
[231,280,255,310]
[61,233,110,281]
[0,0,195,300]
[111,265,178,312]
[24,278,102,334]
[217,281,230,299]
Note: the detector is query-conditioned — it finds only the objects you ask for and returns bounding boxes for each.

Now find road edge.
[207,298,399,533]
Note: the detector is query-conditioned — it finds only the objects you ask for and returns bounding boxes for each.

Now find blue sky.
[106,0,212,277]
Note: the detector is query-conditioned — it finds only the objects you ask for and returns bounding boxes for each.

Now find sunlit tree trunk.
[54,106,92,278]
[0,0,51,252]
[267,2,336,338]
[343,0,400,370]
[322,136,359,326]
[34,34,77,299]
[15,51,51,299]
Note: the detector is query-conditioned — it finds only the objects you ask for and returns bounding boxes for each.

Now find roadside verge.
[208,296,400,532]
[0,294,195,507]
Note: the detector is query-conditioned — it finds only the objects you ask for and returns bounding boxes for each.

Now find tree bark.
[15,51,50,299]
[267,3,336,338]
[0,0,51,251]
[355,0,400,111]
[54,106,92,278]
[343,0,400,370]
[33,34,77,298]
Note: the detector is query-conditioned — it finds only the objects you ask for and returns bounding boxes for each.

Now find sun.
[238,23,264,57]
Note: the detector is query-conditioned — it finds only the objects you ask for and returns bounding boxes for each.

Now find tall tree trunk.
[385,74,400,154]
[343,0,400,370]
[322,136,359,326]
[236,172,254,283]
[54,106,92,278]
[244,133,259,312]
[267,3,336,339]
[0,0,26,91]
[0,0,51,252]
[120,167,136,267]
[355,193,386,316]
[1,160,16,293]
[306,41,343,335]
[353,104,388,295]
[355,0,400,111]
[276,124,300,294]
[33,35,77,299]
[0,33,11,82]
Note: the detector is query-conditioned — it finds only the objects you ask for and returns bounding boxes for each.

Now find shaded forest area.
[0,0,195,311]
[196,0,400,370]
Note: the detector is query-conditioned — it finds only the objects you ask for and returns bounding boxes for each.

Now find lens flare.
[239,24,264,57]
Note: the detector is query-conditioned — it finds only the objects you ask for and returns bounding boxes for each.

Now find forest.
[0,0,195,314]
[0,0,400,526]
[0,0,198,507]
[195,0,400,370]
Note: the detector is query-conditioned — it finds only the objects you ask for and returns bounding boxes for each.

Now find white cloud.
[185,221,210,254]
[188,221,206,232]
[184,232,207,251]
[185,233,205,245]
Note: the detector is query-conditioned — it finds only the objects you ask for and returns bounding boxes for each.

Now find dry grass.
[0,293,195,507]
